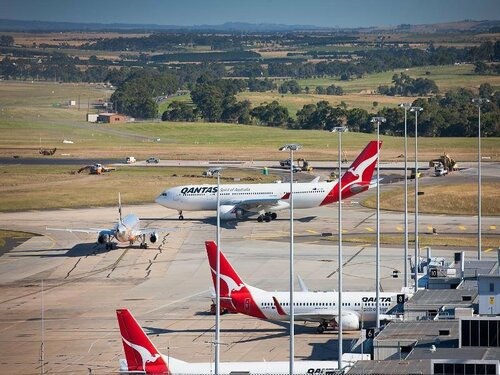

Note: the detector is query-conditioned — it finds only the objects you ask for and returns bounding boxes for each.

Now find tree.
[315,86,326,95]
[161,101,196,122]
[479,83,493,99]
[250,101,290,127]
[190,84,224,122]
[0,35,14,46]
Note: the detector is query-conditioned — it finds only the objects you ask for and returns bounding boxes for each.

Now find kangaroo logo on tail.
[210,266,245,297]
[346,152,378,179]
[122,336,161,371]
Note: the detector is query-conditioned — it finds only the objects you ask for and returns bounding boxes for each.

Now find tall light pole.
[214,167,223,375]
[472,98,490,260]
[279,143,302,375]
[370,116,385,329]
[410,107,423,293]
[399,103,412,289]
[332,126,346,369]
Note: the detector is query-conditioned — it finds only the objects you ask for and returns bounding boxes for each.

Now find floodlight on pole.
[410,106,423,293]
[331,126,346,369]
[399,103,412,290]
[214,166,224,375]
[472,98,490,260]
[370,116,385,329]
[279,143,302,375]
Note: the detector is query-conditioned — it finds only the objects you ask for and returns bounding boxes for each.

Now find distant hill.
[0,18,498,33]
[0,19,325,32]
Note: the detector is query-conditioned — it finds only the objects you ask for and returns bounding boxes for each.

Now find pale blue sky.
[0,0,499,28]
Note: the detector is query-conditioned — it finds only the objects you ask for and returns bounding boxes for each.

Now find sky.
[0,0,499,28]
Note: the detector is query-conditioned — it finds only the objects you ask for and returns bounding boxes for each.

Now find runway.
[0,179,498,373]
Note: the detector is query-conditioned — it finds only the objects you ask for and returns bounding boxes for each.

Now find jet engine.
[219,205,246,220]
[339,311,360,331]
[149,232,158,243]
[97,233,109,245]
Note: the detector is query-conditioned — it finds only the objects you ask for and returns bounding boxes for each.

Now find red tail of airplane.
[205,241,267,319]
[321,140,382,206]
[116,309,170,374]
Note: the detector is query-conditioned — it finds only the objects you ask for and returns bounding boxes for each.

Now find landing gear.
[178,211,184,220]
[316,322,328,334]
[140,243,148,249]
[105,242,115,250]
[257,212,276,223]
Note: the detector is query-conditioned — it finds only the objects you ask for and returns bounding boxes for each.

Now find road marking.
[44,234,57,250]
[342,229,348,234]
[427,225,434,231]
[490,225,496,230]
[459,225,466,231]
[143,289,210,315]
[396,226,403,232]
[306,229,319,235]
[366,227,374,232]
[484,248,493,253]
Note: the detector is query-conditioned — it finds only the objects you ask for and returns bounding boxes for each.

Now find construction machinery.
[429,153,457,177]
[77,163,116,175]
[39,148,57,156]
[280,158,312,172]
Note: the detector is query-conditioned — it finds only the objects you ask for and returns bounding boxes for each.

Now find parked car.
[125,156,136,164]
[146,157,160,164]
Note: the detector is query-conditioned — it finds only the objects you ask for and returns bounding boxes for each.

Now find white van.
[125,156,136,164]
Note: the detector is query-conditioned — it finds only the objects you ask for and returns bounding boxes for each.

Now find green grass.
[297,64,500,93]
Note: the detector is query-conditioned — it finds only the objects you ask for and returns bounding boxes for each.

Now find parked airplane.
[156,141,382,221]
[205,241,404,333]
[47,194,163,249]
[117,308,345,374]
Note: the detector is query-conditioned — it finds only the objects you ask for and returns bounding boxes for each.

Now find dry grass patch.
[362,182,500,216]
[0,165,276,212]
[323,233,499,248]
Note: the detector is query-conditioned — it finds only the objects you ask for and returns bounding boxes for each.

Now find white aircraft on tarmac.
[116,308,345,375]
[205,241,405,333]
[156,141,381,221]
[47,194,164,249]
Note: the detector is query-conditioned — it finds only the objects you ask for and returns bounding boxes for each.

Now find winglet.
[116,309,169,374]
[272,296,287,316]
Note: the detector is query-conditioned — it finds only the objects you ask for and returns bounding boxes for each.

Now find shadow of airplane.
[9,243,116,257]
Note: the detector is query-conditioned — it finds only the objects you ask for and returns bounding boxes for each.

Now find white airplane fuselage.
[156,181,334,211]
[247,288,397,323]
[114,213,141,243]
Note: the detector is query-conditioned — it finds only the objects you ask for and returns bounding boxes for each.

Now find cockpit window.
[161,192,168,196]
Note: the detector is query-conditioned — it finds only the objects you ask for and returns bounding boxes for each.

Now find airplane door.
[244,298,250,312]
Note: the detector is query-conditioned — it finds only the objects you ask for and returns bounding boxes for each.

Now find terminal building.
[347,250,500,375]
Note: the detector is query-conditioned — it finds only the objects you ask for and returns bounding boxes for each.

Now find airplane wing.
[272,296,337,322]
[232,198,288,213]
[133,227,167,236]
[46,227,115,235]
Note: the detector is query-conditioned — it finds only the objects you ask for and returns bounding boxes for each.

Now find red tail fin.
[321,141,382,206]
[205,241,247,297]
[116,309,169,374]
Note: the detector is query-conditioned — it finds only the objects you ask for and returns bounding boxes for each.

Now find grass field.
[157,93,192,114]
[362,182,500,216]
[0,165,276,212]
[297,64,500,93]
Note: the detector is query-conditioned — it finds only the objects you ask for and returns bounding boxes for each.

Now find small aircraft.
[205,241,404,333]
[116,308,344,374]
[47,194,164,249]
[156,141,382,221]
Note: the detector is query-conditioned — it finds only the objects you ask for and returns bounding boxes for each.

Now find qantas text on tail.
[156,141,381,221]
[205,241,404,333]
